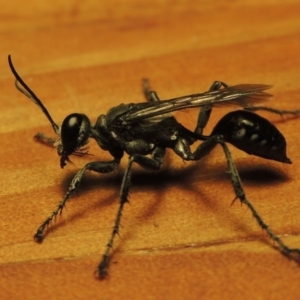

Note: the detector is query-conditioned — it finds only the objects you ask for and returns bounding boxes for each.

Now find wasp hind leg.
[246,106,300,117]
[173,135,300,264]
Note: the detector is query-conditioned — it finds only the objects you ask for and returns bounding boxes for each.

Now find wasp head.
[8,55,91,169]
[57,113,91,168]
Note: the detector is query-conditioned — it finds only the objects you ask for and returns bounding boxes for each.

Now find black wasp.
[8,55,300,278]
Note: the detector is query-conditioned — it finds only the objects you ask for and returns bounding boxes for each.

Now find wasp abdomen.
[211,110,291,163]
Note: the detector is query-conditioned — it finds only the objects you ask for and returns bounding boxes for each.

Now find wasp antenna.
[8,55,60,135]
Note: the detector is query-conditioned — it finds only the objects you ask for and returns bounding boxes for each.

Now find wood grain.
[1,1,300,299]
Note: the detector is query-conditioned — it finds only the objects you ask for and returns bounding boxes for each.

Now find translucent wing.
[120,84,272,125]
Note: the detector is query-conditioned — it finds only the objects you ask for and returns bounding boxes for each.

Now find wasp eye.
[60,113,90,167]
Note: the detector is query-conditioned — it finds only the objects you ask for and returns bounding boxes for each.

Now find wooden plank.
[1,1,300,299]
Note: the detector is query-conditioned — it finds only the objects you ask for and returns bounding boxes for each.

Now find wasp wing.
[120,84,272,125]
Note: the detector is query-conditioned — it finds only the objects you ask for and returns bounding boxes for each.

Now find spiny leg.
[174,135,300,261]
[195,81,228,135]
[34,159,120,242]
[34,133,56,147]
[96,157,134,279]
[142,78,161,102]
[96,146,165,279]
[245,106,300,117]
[218,140,300,260]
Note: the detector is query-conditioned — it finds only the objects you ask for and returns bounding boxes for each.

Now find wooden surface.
[1,1,300,299]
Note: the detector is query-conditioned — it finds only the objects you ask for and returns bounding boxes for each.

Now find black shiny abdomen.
[211,110,291,163]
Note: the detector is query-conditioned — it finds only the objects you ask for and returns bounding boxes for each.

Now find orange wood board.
[1,1,300,299]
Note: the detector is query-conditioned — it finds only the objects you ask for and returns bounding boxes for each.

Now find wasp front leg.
[34,159,121,242]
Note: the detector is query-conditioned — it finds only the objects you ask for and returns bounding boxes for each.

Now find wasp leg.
[34,133,56,147]
[245,106,300,117]
[142,78,161,102]
[194,107,213,136]
[34,159,120,242]
[195,81,228,135]
[174,136,300,262]
[97,146,165,279]
[219,140,300,260]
